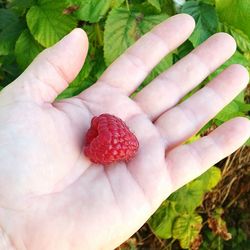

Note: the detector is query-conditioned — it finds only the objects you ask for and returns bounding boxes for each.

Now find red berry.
[84,114,139,165]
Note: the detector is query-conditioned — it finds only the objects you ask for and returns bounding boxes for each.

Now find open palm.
[0,14,249,250]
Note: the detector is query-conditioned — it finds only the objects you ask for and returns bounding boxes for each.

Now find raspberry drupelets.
[84,114,139,165]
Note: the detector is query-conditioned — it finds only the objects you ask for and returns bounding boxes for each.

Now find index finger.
[98,14,195,95]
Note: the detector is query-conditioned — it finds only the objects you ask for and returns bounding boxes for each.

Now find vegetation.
[0,0,249,249]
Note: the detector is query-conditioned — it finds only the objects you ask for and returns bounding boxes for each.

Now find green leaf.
[177,39,194,60]
[26,0,77,47]
[104,7,168,65]
[0,9,18,30]
[15,29,44,70]
[197,166,221,192]
[74,0,113,23]
[169,166,221,213]
[169,181,204,213]
[216,0,250,38]
[173,213,202,249]
[159,0,175,15]
[182,1,218,46]
[9,0,35,11]
[57,56,94,99]
[148,0,161,11]
[215,100,243,123]
[214,91,248,124]
[219,23,250,53]
[149,201,178,239]
[0,19,25,55]
[111,0,125,8]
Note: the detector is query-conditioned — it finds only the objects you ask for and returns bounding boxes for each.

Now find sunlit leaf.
[26,0,77,47]
[216,0,250,38]
[173,213,203,249]
[149,201,178,239]
[182,1,218,46]
[73,0,113,23]
[104,7,168,65]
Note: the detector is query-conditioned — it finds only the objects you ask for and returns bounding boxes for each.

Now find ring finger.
[155,64,249,148]
[134,33,236,120]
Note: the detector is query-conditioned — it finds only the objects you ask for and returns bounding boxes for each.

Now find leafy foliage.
[73,0,113,23]
[181,1,218,46]
[0,0,249,249]
[104,7,168,65]
[149,166,221,248]
[26,0,77,47]
[15,29,43,70]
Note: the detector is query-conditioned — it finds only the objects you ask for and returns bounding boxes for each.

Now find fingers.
[155,64,249,148]
[167,117,250,191]
[135,33,236,120]
[97,14,195,95]
[5,29,88,103]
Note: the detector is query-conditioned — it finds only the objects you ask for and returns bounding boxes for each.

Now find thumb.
[3,28,88,103]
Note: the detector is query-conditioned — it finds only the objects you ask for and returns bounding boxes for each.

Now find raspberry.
[84,114,139,165]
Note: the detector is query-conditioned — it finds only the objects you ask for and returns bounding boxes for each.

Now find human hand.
[0,14,249,250]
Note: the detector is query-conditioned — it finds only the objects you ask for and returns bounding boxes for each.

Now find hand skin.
[0,14,249,250]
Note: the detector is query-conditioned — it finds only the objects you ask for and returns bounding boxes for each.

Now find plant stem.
[126,0,130,11]
[94,23,103,46]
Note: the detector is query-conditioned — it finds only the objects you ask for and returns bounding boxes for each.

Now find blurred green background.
[0,0,249,249]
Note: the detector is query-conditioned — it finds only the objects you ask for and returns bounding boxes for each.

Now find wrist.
[0,225,16,250]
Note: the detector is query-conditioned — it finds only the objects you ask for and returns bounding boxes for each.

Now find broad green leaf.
[104,7,168,65]
[182,1,218,46]
[196,166,221,192]
[215,101,243,123]
[142,54,173,87]
[169,181,204,213]
[219,23,250,53]
[131,2,161,15]
[15,29,44,70]
[0,9,18,29]
[138,14,168,33]
[0,20,25,55]
[57,56,94,99]
[26,0,77,47]
[216,0,250,38]
[169,166,221,213]
[214,91,248,124]
[111,0,125,8]
[159,0,175,15]
[9,0,35,10]
[149,201,178,239]
[173,213,202,249]
[74,0,112,23]
[148,0,161,11]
